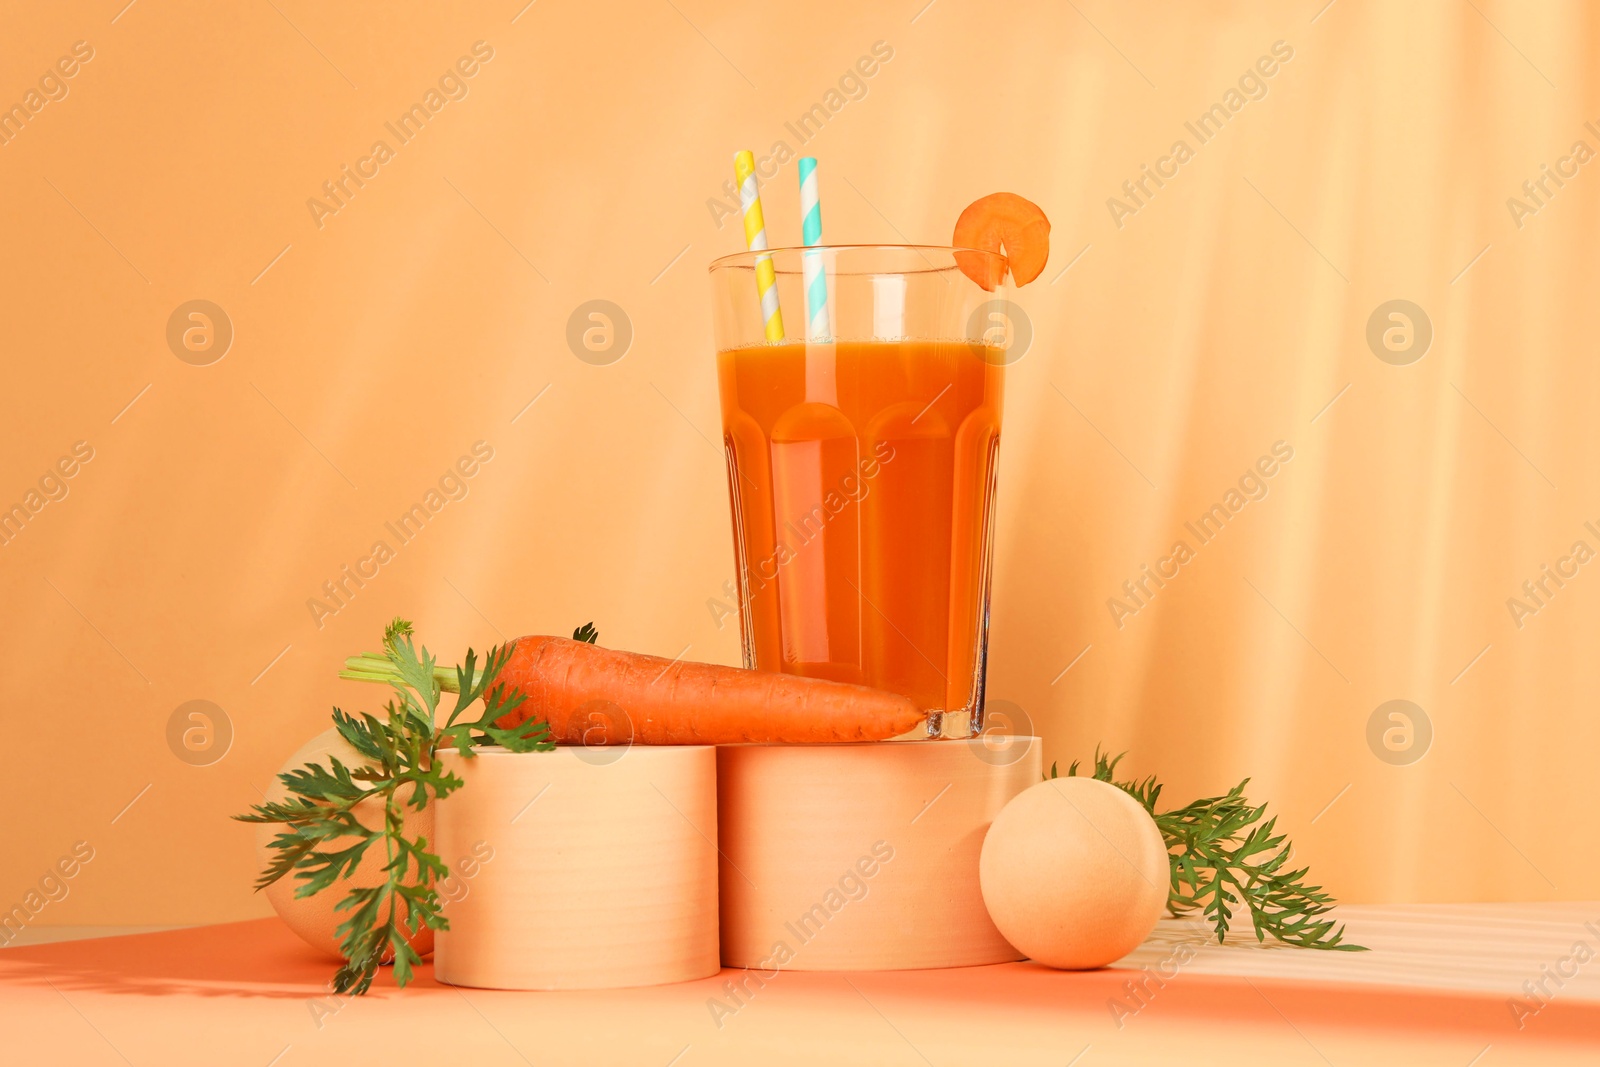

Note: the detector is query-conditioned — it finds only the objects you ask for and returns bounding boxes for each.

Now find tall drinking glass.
[710,245,1011,738]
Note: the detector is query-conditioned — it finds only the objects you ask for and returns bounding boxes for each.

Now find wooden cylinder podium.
[717,737,1042,971]
[434,745,720,990]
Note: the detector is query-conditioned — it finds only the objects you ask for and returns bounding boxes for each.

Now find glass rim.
[708,243,1005,274]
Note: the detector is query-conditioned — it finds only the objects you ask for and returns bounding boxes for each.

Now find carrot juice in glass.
[710,245,1011,737]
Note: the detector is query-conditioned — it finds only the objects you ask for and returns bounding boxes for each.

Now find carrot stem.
[339,653,462,693]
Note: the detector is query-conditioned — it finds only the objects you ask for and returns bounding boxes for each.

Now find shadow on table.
[0,919,439,1001]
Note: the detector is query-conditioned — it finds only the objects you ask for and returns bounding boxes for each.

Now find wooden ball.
[254,727,435,961]
[979,776,1167,969]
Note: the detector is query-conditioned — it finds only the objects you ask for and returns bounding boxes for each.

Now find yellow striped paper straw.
[735,150,784,342]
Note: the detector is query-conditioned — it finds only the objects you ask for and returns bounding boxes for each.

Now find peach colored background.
[2,0,1596,929]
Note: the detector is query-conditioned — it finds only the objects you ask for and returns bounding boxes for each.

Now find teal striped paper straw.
[798,157,830,341]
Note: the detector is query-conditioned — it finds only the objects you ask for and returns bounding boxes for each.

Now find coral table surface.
[2,904,1597,1066]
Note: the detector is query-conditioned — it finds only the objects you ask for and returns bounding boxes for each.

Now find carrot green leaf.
[235,617,555,994]
[1050,748,1364,952]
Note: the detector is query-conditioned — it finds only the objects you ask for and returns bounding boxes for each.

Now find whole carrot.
[344,632,925,745]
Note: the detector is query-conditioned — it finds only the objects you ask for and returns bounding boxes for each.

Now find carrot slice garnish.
[953,192,1051,290]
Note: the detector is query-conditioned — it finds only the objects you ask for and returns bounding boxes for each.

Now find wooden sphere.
[979,776,1167,969]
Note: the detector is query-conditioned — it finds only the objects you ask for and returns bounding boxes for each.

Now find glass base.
[924,707,978,740]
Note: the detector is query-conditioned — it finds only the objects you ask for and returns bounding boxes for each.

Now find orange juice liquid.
[717,340,1004,720]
